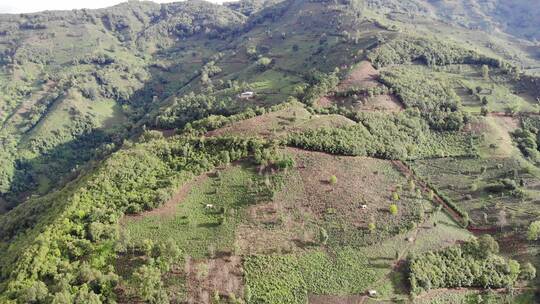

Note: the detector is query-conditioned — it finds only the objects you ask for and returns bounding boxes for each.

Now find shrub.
[409,240,521,295]
[319,227,329,245]
[368,37,500,68]
[329,175,338,185]
[256,57,272,71]
[379,66,465,131]
[520,262,536,281]
[389,204,398,215]
[1,135,273,302]
[133,265,167,303]
[299,70,339,106]
[288,112,477,160]
[527,221,540,241]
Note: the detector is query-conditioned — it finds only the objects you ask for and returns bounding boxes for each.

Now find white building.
[239,91,255,99]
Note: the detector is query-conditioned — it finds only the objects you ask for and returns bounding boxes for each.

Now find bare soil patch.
[485,116,519,157]
[316,61,404,112]
[288,149,396,225]
[236,200,299,254]
[237,148,423,253]
[207,105,355,139]
[308,294,366,304]
[356,94,404,112]
[185,254,244,304]
[492,115,519,131]
[338,61,380,90]
[315,96,333,107]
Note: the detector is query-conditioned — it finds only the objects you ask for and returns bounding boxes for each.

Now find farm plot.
[118,149,476,302]
[207,103,355,139]
[243,210,473,304]
[118,162,280,302]
[236,148,435,254]
[316,61,403,112]
[410,157,540,228]
[122,163,276,258]
[470,115,520,158]
[337,61,380,90]
[410,63,539,114]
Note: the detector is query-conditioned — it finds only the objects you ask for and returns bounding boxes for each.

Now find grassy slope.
[0,0,244,204]
[122,163,269,258]
[121,147,474,303]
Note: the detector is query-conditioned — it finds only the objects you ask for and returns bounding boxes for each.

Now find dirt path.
[391,160,465,226]
[123,173,209,221]
[308,295,365,304]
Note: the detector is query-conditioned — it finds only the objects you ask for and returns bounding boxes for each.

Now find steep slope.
[0,0,245,208]
[366,0,540,41]
[0,0,540,303]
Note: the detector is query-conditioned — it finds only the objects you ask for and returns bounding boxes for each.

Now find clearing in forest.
[468,115,519,158]
[118,148,474,302]
[316,61,404,112]
[207,103,355,138]
[236,148,434,254]
[337,61,380,89]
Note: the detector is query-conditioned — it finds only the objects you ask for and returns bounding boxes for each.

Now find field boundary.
[391,160,467,226]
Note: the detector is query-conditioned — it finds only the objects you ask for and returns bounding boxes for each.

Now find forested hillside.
[0,0,539,303]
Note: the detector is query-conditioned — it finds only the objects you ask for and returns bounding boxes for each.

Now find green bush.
[0,135,273,302]
[368,37,500,68]
[299,70,340,106]
[379,67,465,131]
[244,248,380,304]
[288,111,477,160]
[409,239,521,294]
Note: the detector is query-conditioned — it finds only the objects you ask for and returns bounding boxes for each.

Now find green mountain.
[0,0,539,303]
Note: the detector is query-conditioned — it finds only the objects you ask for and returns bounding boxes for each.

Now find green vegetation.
[0,0,248,203]
[297,70,340,106]
[123,164,278,258]
[389,204,398,215]
[1,0,540,302]
[409,238,523,294]
[0,135,273,302]
[514,116,540,162]
[528,221,540,241]
[410,156,538,226]
[368,37,500,68]
[244,248,382,304]
[289,111,477,160]
[328,175,337,185]
[379,66,466,131]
